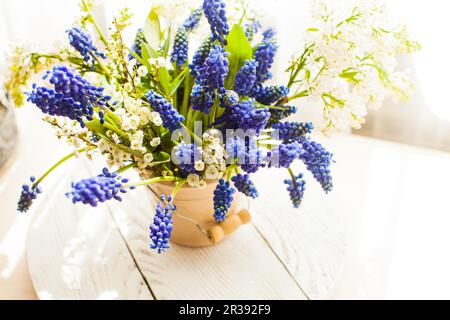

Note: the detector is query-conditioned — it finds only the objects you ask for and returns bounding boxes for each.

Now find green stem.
[180,123,203,145]
[125,176,180,188]
[32,147,93,189]
[171,179,188,199]
[100,106,121,125]
[287,167,297,188]
[181,75,192,117]
[115,163,136,174]
[287,90,309,102]
[92,53,111,83]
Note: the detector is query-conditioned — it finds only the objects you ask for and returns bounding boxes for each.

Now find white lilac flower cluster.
[290,0,420,133]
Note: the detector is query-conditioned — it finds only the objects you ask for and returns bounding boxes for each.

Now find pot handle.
[208,209,252,244]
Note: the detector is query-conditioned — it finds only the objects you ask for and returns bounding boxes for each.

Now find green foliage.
[225,24,253,90]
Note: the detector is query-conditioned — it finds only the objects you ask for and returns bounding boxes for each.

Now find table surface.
[1,109,450,299]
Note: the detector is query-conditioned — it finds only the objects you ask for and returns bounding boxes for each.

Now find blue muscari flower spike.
[191,85,214,114]
[150,195,175,254]
[225,136,247,161]
[251,84,289,105]
[297,137,334,193]
[268,142,303,169]
[220,90,239,108]
[273,122,314,142]
[183,8,204,31]
[216,100,270,133]
[67,27,106,64]
[129,28,145,61]
[146,90,185,132]
[196,45,229,94]
[66,168,134,207]
[213,179,235,222]
[17,176,42,213]
[267,106,297,127]
[225,136,266,174]
[190,37,214,76]
[232,174,259,199]
[171,27,189,67]
[242,148,266,174]
[284,173,306,208]
[27,66,109,127]
[203,0,230,45]
[234,59,258,96]
[174,143,202,176]
[263,28,277,40]
[244,21,262,41]
[254,39,278,83]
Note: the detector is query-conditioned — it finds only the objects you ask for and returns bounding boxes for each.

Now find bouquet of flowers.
[5,0,418,253]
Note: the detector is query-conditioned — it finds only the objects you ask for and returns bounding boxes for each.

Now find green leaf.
[169,68,189,96]
[158,67,172,96]
[161,27,172,58]
[144,8,162,48]
[127,48,146,66]
[225,24,253,90]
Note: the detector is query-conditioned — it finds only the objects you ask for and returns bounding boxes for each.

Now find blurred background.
[0,0,449,300]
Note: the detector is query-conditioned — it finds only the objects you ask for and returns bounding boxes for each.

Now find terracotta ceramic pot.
[149,181,250,247]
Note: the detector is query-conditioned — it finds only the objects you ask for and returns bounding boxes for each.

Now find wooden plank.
[26,162,153,300]
[250,165,347,299]
[109,177,308,300]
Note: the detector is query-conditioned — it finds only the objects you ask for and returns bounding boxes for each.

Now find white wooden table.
[25,157,347,300]
[2,110,450,299]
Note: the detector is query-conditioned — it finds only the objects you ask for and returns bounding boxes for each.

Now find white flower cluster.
[186,130,228,189]
[44,115,88,148]
[295,0,420,133]
[98,138,132,168]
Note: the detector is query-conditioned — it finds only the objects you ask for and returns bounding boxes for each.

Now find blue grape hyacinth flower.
[196,45,229,94]
[244,20,262,41]
[254,39,278,83]
[234,59,258,96]
[146,90,185,132]
[190,37,214,76]
[129,28,145,62]
[67,27,106,64]
[174,143,202,176]
[213,179,235,222]
[150,195,175,254]
[215,100,270,133]
[232,174,259,199]
[203,0,230,45]
[17,176,42,213]
[263,28,277,41]
[183,8,204,31]
[268,142,303,169]
[225,136,266,174]
[267,106,297,127]
[171,27,189,67]
[27,66,110,127]
[297,137,334,193]
[284,173,306,208]
[251,84,289,105]
[273,122,314,142]
[220,90,239,108]
[191,85,214,114]
[66,168,134,207]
